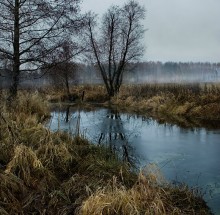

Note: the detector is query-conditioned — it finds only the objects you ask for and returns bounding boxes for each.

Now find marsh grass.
[78,166,211,215]
[110,83,220,121]
[0,172,27,214]
[0,91,213,214]
[36,83,220,123]
[0,92,136,213]
[41,85,108,103]
[42,83,220,120]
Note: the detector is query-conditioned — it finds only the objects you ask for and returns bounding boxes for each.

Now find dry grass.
[110,83,220,121]
[40,85,108,103]
[5,145,44,186]
[0,92,135,213]
[0,172,27,214]
[36,83,220,121]
[78,165,211,215]
[0,91,213,214]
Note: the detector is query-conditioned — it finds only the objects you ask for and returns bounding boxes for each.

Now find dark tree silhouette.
[86,0,146,97]
[48,39,84,99]
[0,0,84,98]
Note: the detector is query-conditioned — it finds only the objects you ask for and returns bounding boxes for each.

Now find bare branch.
[86,0,145,97]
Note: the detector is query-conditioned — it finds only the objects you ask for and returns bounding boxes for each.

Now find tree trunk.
[9,69,20,98]
[9,0,20,98]
[108,86,115,98]
[65,73,70,97]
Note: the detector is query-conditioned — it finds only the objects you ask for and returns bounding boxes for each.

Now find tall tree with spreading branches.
[86,0,145,97]
[0,0,84,98]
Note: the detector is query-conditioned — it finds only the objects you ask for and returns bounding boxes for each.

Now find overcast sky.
[81,0,220,63]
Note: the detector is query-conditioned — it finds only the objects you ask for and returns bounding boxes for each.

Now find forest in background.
[1,61,220,89]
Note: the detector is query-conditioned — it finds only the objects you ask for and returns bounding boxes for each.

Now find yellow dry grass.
[41,84,108,103]
[5,145,45,187]
[0,90,213,214]
[37,141,74,175]
[111,83,220,120]
[31,83,220,120]
[78,167,210,215]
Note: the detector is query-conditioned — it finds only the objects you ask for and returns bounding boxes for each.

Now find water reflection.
[48,105,220,214]
[98,109,134,163]
[64,106,70,123]
[49,106,138,166]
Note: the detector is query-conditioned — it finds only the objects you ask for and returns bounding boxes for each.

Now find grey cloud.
[82,0,220,62]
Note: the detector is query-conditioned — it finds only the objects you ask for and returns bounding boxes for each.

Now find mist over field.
[1,62,220,89]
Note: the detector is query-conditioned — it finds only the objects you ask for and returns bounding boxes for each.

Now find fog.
[123,62,220,84]
[1,62,220,89]
[79,62,220,85]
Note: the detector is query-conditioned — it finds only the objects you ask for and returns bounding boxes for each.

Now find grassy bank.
[111,83,220,121]
[39,83,220,121]
[40,85,109,103]
[0,92,213,214]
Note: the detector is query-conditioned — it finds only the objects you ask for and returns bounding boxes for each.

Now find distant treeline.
[125,62,220,83]
[1,62,220,89]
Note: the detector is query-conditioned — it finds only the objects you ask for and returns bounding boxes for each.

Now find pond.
[47,105,220,214]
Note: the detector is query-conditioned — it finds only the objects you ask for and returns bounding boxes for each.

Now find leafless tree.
[47,39,83,99]
[86,0,145,97]
[0,0,84,98]
[49,61,77,95]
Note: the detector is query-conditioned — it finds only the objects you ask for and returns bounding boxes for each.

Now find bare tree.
[47,39,83,99]
[0,0,84,98]
[49,61,77,95]
[86,0,145,97]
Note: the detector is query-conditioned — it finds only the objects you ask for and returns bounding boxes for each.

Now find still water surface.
[48,106,220,214]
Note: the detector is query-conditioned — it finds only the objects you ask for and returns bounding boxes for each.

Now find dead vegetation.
[38,83,220,121]
[40,85,108,103]
[110,83,220,121]
[0,92,213,214]
[78,171,210,215]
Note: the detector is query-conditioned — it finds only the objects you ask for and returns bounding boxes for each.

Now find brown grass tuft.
[0,172,27,214]
[5,145,44,187]
[78,168,212,215]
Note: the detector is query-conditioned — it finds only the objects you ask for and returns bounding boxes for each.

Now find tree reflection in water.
[54,105,81,136]
[65,106,70,123]
[50,106,138,166]
[98,109,135,164]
